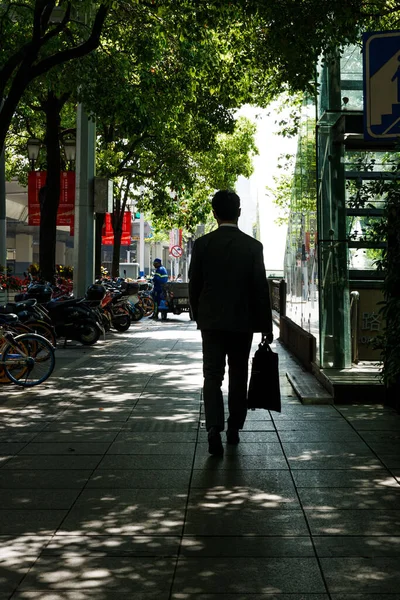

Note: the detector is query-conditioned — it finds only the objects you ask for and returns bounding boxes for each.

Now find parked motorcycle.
[17,283,104,345]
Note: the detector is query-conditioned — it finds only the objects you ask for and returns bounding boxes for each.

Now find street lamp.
[63,138,76,169]
[27,138,41,170]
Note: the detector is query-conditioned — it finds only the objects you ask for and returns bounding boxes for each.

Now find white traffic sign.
[170,245,183,258]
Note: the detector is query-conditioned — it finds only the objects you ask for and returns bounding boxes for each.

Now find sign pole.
[139,211,145,277]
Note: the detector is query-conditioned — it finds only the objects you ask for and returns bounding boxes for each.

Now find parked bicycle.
[0,323,56,387]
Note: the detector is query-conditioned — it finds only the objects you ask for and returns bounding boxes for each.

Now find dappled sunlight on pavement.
[1,314,400,597]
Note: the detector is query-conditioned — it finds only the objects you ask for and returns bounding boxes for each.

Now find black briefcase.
[247,339,281,412]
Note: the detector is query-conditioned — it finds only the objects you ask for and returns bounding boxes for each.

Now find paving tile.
[87,469,191,489]
[193,454,288,470]
[42,420,125,431]
[0,534,52,558]
[278,430,362,442]
[58,487,186,536]
[372,451,400,467]
[107,441,196,455]
[172,557,326,594]
[201,431,280,443]
[0,443,26,454]
[124,419,199,432]
[0,561,35,593]
[241,421,276,431]
[306,509,400,536]
[272,406,341,419]
[288,456,383,470]
[345,418,400,431]
[196,442,284,456]
[43,534,181,556]
[241,411,273,421]
[191,468,298,491]
[184,507,307,536]
[19,442,111,455]
[18,556,175,594]
[298,487,400,510]
[34,431,119,443]
[292,469,398,488]
[53,408,133,420]
[0,432,38,443]
[2,455,101,470]
[0,509,68,535]
[275,419,354,431]
[0,470,92,489]
[115,430,198,442]
[98,454,194,469]
[170,596,329,600]
[314,536,400,557]
[0,489,80,510]
[330,595,400,600]
[180,535,314,557]
[320,557,400,593]
[282,441,376,457]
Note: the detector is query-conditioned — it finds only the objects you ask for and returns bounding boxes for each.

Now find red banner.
[101,212,132,245]
[28,171,75,229]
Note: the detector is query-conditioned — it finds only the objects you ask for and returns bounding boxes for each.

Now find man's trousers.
[201,330,253,432]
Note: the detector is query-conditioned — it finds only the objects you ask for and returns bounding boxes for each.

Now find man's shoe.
[226,429,240,445]
[208,428,224,456]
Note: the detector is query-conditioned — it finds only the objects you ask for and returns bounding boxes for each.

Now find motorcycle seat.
[1,298,37,313]
[0,313,19,323]
[46,298,80,309]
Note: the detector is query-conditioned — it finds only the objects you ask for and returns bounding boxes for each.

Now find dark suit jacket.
[188,225,273,333]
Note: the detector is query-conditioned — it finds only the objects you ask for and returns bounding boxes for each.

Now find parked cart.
[160,282,193,320]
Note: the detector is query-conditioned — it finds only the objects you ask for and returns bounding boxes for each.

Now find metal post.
[0,97,6,283]
[0,145,6,280]
[73,103,95,297]
[139,212,144,277]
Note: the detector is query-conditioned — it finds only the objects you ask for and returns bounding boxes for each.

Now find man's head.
[211,190,241,224]
[153,258,162,268]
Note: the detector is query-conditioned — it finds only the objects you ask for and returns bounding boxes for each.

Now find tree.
[0,1,110,154]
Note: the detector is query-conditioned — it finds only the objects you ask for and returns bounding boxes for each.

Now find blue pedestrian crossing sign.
[364,30,400,139]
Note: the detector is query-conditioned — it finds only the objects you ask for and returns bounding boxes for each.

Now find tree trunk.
[39,92,62,283]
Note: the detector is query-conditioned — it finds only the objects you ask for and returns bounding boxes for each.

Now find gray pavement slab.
[1,317,400,598]
[305,509,400,536]
[291,468,398,488]
[320,557,400,593]
[2,455,102,470]
[86,468,191,489]
[18,555,175,594]
[314,536,400,557]
[0,489,80,510]
[179,535,315,557]
[172,557,326,594]
[0,469,92,489]
[0,510,67,535]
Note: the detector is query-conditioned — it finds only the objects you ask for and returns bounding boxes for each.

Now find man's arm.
[188,240,203,321]
[253,243,273,337]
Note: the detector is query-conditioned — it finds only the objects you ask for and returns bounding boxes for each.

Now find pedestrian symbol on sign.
[364,31,400,139]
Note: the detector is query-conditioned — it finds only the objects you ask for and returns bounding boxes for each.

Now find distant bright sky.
[235,103,297,272]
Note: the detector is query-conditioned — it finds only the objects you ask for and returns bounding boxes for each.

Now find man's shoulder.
[194,228,263,250]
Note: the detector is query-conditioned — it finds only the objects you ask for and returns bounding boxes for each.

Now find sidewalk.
[1,315,400,599]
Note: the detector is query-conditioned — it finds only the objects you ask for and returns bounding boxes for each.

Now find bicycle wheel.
[141,296,155,317]
[26,320,57,346]
[2,333,55,387]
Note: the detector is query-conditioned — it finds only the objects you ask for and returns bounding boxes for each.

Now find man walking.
[151,258,168,320]
[189,190,273,455]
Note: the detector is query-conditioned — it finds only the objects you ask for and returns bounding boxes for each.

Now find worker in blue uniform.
[151,258,168,319]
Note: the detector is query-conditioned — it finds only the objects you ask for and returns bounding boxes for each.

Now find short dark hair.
[212,189,240,221]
